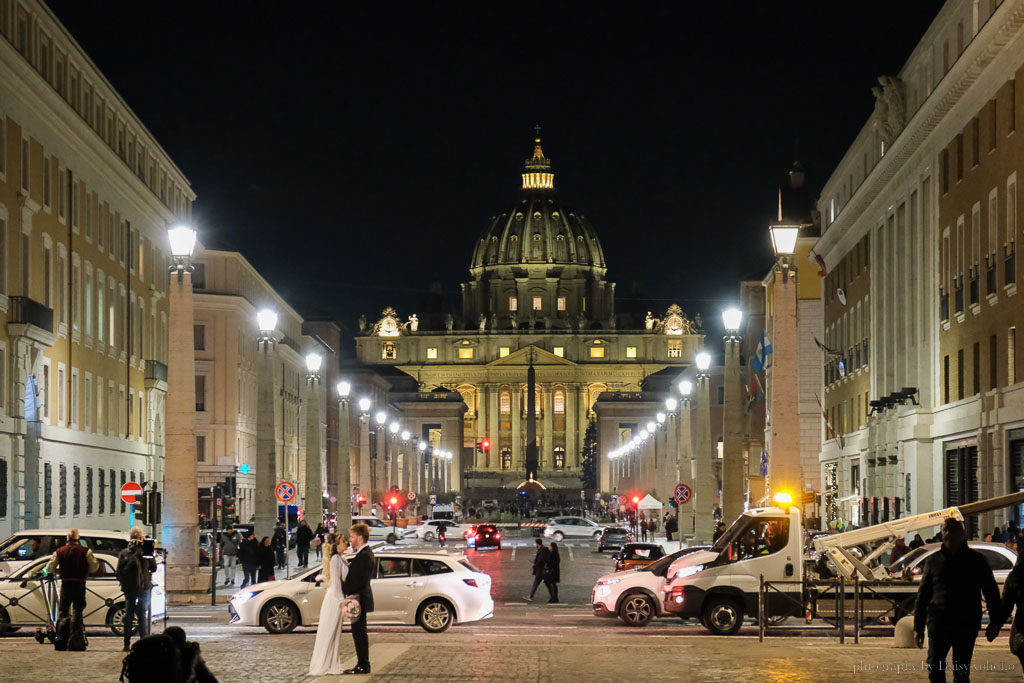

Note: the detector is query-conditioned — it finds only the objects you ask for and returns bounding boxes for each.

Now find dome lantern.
[522,125,554,191]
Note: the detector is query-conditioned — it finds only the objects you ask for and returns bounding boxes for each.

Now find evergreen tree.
[580,418,599,490]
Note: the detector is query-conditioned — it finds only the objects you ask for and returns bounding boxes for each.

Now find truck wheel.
[702,596,743,635]
[618,594,654,627]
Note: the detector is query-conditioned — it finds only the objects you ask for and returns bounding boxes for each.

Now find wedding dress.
[308,553,349,675]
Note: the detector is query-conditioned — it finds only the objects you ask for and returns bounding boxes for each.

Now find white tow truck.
[657,491,1024,635]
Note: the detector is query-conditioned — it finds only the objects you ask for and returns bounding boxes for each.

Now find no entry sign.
[276,481,296,503]
[121,482,144,505]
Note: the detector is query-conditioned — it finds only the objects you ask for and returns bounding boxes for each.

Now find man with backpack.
[45,528,99,651]
[117,527,157,652]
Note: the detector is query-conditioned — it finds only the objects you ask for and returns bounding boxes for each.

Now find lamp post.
[163,222,202,599]
[676,382,694,544]
[694,351,715,543]
[721,307,745,521]
[388,421,400,490]
[767,223,802,503]
[374,410,386,507]
[336,381,353,533]
[254,308,279,539]
[303,353,323,525]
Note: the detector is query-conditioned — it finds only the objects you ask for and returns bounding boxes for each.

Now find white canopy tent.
[637,494,663,513]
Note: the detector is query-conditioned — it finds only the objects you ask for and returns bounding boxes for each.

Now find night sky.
[48,1,943,342]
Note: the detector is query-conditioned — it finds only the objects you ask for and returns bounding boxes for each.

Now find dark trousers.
[58,581,87,644]
[275,547,285,568]
[122,589,150,646]
[926,621,978,683]
[297,544,309,567]
[544,579,558,602]
[240,563,258,588]
[528,576,543,598]
[351,612,370,668]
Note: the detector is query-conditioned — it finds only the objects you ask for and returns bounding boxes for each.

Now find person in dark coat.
[296,520,314,568]
[524,538,550,602]
[117,527,158,652]
[314,522,327,560]
[164,626,219,683]
[910,534,926,550]
[994,533,1024,671]
[914,518,1003,681]
[237,531,259,588]
[257,537,276,583]
[342,523,375,675]
[544,542,560,603]
[272,522,288,569]
[889,538,910,565]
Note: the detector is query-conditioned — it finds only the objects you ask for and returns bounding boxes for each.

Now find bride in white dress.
[308,534,351,675]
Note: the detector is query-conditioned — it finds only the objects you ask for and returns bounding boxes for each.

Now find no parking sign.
[276,481,296,503]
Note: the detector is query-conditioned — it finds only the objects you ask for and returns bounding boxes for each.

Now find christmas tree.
[580,418,598,490]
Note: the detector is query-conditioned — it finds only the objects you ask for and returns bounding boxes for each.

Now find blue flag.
[759,450,768,478]
[752,330,772,374]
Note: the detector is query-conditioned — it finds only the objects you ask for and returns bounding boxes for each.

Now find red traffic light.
[632,496,640,505]
[390,496,398,506]
[482,439,490,450]
[357,494,366,504]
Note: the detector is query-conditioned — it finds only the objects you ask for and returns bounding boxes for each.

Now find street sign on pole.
[275,481,296,503]
[429,495,437,505]
[611,495,619,505]
[408,491,417,501]
[673,483,692,505]
[121,481,144,505]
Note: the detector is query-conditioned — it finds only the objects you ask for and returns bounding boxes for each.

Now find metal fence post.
[838,577,845,644]
[853,575,860,644]
[758,574,764,642]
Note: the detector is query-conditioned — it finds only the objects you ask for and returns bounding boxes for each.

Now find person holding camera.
[116,527,157,652]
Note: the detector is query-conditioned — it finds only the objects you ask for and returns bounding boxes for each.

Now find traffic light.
[631,495,640,510]
[481,439,490,453]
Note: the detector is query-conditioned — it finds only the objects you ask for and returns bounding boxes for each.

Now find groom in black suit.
[342,523,375,675]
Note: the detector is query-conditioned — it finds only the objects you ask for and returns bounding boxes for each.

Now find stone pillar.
[336,400,352,532]
[679,400,695,538]
[303,374,322,524]
[694,372,715,544]
[375,426,386,503]
[254,335,277,539]
[542,384,553,472]
[511,384,522,470]
[164,270,202,597]
[566,384,578,468]
[768,268,802,498]
[358,419,371,513]
[487,384,500,471]
[657,419,674,505]
[723,335,745,520]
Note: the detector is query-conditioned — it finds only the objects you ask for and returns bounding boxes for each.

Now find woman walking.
[309,534,352,675]
[544,542,560,604]
[995,532,1024,672]
[257,537,276,583]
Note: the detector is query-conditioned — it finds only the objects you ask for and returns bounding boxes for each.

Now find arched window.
[500,392,511,414]
[554,390,565,414]
[522,386,542,415]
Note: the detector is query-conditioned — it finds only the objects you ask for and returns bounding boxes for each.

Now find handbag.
[1011,622,1024,656]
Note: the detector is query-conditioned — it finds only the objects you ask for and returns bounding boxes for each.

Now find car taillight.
[495,534,501,540]
[474,535,479,541]
[463,578,479,587]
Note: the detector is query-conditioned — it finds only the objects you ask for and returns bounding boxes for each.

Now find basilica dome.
[469,137,606,272]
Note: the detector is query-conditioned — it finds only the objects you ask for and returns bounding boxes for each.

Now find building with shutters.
[0,0,191,538]
[814,0,1024,534]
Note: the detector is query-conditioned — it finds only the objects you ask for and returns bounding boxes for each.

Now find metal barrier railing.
[758,574,919,643]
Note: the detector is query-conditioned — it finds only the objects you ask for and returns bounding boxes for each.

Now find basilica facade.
[352,136,702,496]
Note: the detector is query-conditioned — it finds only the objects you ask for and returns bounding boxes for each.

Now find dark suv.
[597,527,631,552]
[472,524,502,550]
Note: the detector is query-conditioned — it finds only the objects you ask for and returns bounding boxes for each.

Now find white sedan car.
[543,516,605,541]
[0,552,166,636]
[229,550,493,634]
[351,516,402,544]
[411,520,469,542]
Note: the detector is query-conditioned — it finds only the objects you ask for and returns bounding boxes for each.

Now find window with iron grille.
[73,466,81,516]
[86,467,93,516]
[44,463,52,517]
[99,468,105,515]
[120,470,126,513]
[59,464,67,516]
[109,468,115,513]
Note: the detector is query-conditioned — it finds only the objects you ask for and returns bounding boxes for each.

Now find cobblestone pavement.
[2,627,1022,682]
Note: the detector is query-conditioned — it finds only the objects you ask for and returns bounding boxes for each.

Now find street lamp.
[336,380,353,532]
[257,309,278,340]
[167,222,197,280]
[375,411,387,428]
[769,224,800,257]
[254,306,279,539]
[358,397,371,422]
[304,352,324,525]
[694,349,714,543]
[656,412,666,424]
[647,421,657,433]
[695,352,711,373]
[665,397,678,413]
[389,422,400,438]
[679,380,693,397]
[722,308,743,336]
[401,430,410,442]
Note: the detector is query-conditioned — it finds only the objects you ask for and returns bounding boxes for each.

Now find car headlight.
[233,590,263,603]
[597,578,622,587]
[674,564,705,579]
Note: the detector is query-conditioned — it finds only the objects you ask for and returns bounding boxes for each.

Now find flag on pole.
[814,336,842,357]
[759,450,768,478]
[811,250,827,277]
[815,392,844,448]
[744,372,763,416]
[752,330,772,373]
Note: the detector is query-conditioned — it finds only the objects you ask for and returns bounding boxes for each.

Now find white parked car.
[0,529,130,578]
[228,550,493,634]
[411,520,469,542]
[543,516,605,541]
[351,516,401,544]
[0,552,166,636]
[592,546,708,627]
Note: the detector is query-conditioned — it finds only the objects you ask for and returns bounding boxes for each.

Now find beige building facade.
[0,0,193,537]
[816,0,1024,531]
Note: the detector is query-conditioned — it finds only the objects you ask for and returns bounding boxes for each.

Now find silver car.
[543,516,605,542]
[888,541,1016,583]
